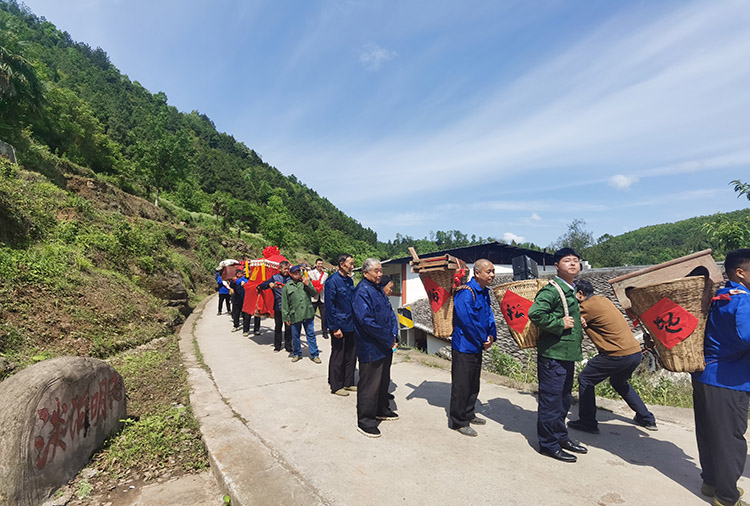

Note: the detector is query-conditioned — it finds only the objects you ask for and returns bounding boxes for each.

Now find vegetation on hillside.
[0,0,380,261]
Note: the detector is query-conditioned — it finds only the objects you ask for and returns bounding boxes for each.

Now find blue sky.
[20,0,750,247]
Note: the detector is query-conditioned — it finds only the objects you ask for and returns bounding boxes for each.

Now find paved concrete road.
[182,295,749,506]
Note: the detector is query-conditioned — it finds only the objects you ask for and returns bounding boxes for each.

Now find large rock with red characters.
[0,357,126,506]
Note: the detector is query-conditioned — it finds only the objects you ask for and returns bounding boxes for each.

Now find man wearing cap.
[529,247,586,463]
[450,259,496,437]
[282,264,321,363]
[325,254,357,396]
[258,260,292,353]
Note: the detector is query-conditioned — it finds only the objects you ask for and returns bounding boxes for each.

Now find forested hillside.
[585,208,750,267]
[0,0,379,260]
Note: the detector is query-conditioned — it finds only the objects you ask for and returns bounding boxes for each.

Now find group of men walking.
[217,246,750,506]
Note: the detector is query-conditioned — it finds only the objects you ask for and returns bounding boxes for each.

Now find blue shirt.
[353,278,398,363]
[451,277,497,354]
[694,280,750,391]
[258,273,291,312]
[216,272,230,294]
[230,276,247,302]
[324,271,355,333]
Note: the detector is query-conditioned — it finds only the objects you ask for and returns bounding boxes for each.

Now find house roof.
[383,241,556,267]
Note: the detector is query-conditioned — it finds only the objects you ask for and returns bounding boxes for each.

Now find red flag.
[422,275,450,313]
[641,297,698,350]
[500,290,533,334]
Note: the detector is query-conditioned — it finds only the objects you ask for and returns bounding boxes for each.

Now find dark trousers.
[577,351,654,429]
[693,377,749,504]
[357,356,391,430]
[537,356,574,453]
[328,331,357,392]
[242,313,261,333]
[273,311,292,352]
[449,349,482,429]
[312,300,328,337]
[232,298,244,328]
[218,293,231,313]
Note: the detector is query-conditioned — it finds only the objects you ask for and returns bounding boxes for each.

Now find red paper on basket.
[640,297,698,350]
[422,275,450,313]
[501,290,533,334]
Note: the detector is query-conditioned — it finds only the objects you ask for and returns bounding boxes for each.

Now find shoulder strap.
[548,280,570,317]
[455,285,476,302]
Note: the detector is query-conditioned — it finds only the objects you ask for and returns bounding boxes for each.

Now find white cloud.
[503,232,525,243]
[609,174,639,190]
[530,212,542,221]
[358,43,396,71]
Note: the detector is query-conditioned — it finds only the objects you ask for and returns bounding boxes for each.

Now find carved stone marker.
[0,357,126,506]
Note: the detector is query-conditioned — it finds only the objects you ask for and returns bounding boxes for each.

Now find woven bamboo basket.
[419,268,467,338]
[627,276,711,372]
[493,279,549,349]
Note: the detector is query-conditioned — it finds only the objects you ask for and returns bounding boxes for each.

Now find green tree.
[554,218,594,254]
[0,16,44,142]
[730,179,750,201]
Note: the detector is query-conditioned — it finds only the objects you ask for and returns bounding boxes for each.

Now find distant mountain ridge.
[585,208,750,267]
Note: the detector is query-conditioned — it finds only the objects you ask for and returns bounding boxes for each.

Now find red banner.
[422,275,450,313]
[501,290,533,334]
[641,297,698,350]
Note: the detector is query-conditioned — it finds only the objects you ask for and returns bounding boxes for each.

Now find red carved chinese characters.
[641,297,698,349]
[32,372,124,470]
[34,399,68,469]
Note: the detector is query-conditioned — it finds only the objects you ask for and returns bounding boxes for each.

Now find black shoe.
[567,419,600,434]
[387,392,395,400]
[540,448,577,463]
[323,334,329,339]
[560,439,587,454]
[633,416,658,431]
[273,348,281,352]
[253,330,261,335]
[469,416,487,425]
[376,411,399,421]
[357,425,381,438]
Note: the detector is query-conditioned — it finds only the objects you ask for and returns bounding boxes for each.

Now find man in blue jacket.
[450,258,497,437]
[693,248,750,506]
[258,260,292,353]
[216,270,231,315]
[229,268,247,332]
[353,258,398,438]
[325,254,357,396]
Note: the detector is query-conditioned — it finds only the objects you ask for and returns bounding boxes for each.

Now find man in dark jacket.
[229,268,247,332]
[325,254,357,396]
[258,260,292,353]
[529,247,586,463]
[353,258,398,438]
[450,259,497,437]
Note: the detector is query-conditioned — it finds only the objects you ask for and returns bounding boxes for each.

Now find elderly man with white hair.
[352,258,399,438]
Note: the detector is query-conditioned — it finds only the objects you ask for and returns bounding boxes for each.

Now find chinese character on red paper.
[422,276,450,313]
[501,290,533,334]
[641,297,698,349]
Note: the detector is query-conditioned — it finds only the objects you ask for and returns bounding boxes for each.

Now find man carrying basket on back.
[529,248,587,463]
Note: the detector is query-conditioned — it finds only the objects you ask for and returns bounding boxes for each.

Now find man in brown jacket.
[567,279,657,434]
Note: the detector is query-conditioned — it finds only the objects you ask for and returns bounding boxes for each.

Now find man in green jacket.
[282,265,321,363]
[529,248,586,463]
